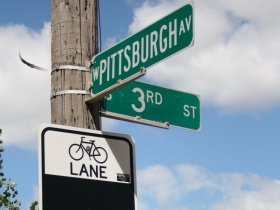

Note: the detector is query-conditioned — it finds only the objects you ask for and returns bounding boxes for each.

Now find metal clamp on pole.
[52,65,90,72]
[50,90,90,99]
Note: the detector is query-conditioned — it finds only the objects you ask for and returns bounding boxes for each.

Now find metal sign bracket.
[87,67,146,103]
[101,111,170,129]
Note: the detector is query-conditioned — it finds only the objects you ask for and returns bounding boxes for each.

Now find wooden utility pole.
[51,0,100,129]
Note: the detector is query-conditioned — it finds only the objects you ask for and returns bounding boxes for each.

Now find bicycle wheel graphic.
[69,144,84,161]
[93,147,108,164]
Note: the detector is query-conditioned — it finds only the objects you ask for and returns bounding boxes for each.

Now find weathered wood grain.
[51,0,100,129]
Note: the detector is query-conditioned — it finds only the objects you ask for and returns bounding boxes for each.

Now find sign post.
[87,1,194,102]
[101,81,201,131]
[39,124,137,210]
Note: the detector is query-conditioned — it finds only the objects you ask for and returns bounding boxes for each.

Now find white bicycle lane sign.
[39,124,137,210]
[41,126,134,183]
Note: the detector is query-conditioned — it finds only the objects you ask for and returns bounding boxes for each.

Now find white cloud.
[101,117,118,131]
[209,173,280,210]
[138,165,180,207]
[138,164,280,210]
[138,202,150,210]
[128,0,280,114]
[103,37,118,50]
[0,23,51,149]
[215,0,280,27]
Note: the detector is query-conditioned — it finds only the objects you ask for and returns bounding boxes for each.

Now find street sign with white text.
[39,124,137,210]
[101,81,201,131]
[89,2,194,102]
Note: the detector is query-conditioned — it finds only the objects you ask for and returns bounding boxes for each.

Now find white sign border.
[38,123,137,210]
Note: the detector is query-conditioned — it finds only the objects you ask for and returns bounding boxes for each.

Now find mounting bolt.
[164,122,170,128]
[135,116,141,121]
[140,67,146,74]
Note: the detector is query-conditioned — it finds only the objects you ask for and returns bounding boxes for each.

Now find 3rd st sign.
[88,2,194,102]
[101,81,201,131]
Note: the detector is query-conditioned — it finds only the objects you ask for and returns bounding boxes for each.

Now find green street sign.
[101,81,201,131]
[89,2,194,102]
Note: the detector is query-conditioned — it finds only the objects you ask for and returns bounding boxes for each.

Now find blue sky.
[1,0,280,209]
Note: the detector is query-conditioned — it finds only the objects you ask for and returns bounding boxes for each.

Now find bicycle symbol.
[69,137,108,164]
